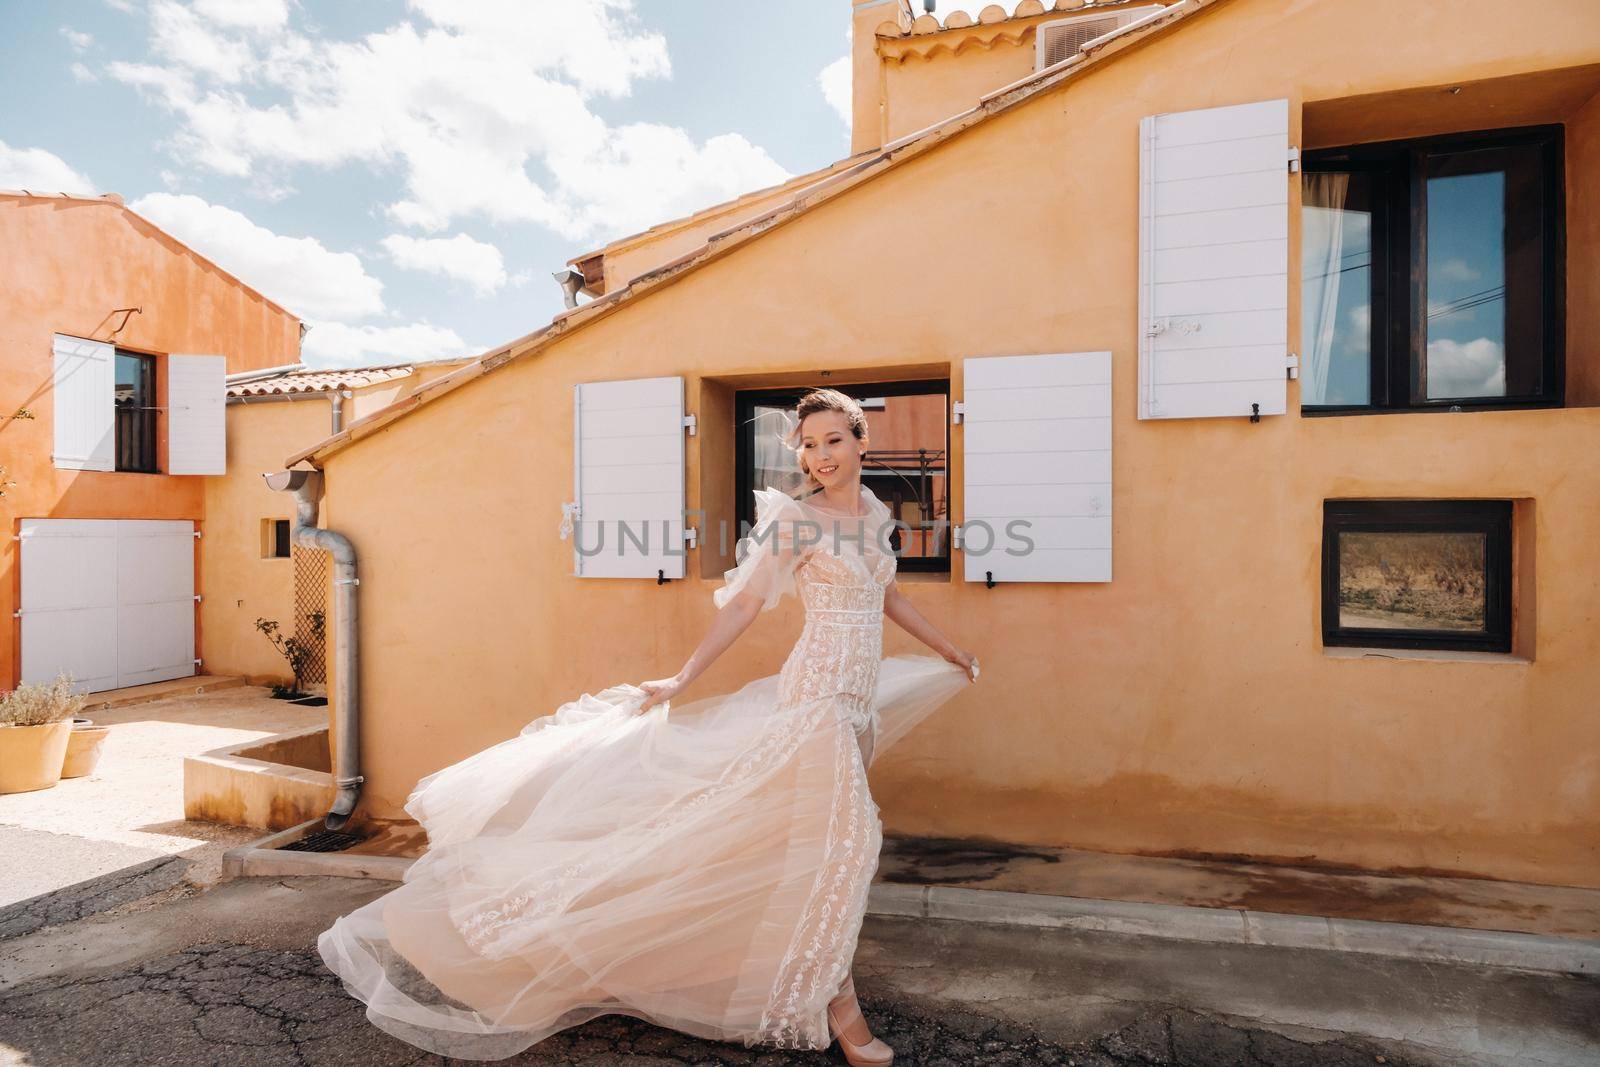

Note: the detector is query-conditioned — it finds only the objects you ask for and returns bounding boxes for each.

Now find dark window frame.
[1301,124,1565,416]
[1321,499,1513,654]
[733,379,951,574]
[114,348,160,473]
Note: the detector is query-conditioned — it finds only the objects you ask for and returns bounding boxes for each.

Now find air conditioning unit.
[1034,4,1168,70]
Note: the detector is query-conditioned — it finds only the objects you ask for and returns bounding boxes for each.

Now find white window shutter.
[960,352,1112,583]
[167,355,227,475]
[51,334,115,471]
[1138,98,1290,420]
[571,376,689,579]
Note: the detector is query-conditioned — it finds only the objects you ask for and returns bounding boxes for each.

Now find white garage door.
[19,519,197,694]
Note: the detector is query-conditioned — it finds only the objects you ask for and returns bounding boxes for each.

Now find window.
[261,519,292,559]
[114,349,159,472]
[1322,500,1512,653]
[1301,125,1563,414]
[734,380,950,573]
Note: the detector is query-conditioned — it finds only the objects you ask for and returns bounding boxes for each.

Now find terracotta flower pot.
[61,720,110,779]
[0,720,73,794]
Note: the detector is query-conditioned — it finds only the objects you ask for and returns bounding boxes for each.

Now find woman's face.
[798,409,864,488]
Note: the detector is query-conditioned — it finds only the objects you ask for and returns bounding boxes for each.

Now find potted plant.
[0,673,85,794]
[61,715,110,779]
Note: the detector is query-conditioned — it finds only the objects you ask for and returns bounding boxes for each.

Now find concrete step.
[82,676,246,712]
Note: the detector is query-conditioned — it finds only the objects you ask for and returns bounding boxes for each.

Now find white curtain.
[750,407,802,495]
[1301,171,1351,405]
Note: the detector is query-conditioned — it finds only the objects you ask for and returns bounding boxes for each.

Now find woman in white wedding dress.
[317,388,979,1064]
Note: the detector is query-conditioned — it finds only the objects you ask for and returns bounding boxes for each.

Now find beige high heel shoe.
[826,973,894,1066]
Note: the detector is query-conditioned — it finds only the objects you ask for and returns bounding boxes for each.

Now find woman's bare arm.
[883,580,978,680]
[636,593,764,712]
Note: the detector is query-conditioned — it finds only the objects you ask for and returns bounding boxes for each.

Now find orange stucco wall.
[203,399,331,684]
[318,0,1600,887]
[203,366,472,682]
[597,170,849,295]
[879,27,1037,147]
[0,194,302,687]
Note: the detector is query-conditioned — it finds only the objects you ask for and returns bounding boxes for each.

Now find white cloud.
[127,192,477,370]
[108,0,791,243]
[70,62,99,84]
[300,320,472,368]
[1426,337,1506,397]
[0,140,94,194]
[130,192,384,320]
[192,0,289,32]
[381,233,509,296]
[1435,257,1482,284]
[819,54,851,128]
[147,0,254,83]
[61,27,94,51]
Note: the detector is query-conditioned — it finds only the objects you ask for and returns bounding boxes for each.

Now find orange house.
[206,360,470,686]
[0,190,301,693]
[287,0,1600,888]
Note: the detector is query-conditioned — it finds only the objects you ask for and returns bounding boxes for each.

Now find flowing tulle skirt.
[316,653,970,1060]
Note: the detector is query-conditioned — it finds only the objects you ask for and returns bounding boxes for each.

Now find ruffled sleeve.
[862,485,893,535]
[713,487,811,612]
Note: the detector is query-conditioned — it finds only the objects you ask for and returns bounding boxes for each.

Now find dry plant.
[0,673,86,727]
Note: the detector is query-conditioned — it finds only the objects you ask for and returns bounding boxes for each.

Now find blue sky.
[0,0,882,367]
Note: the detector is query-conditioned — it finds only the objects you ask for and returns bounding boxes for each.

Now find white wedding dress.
[317,483,972,1060]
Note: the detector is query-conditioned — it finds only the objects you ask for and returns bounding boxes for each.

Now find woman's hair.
[785,388,869,495]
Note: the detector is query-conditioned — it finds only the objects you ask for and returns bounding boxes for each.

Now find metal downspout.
[263,468,362,830]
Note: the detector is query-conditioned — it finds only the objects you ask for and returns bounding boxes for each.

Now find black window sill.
[1323,645,1529,665]
[1302,399,1564,417]
[893,568,952,584]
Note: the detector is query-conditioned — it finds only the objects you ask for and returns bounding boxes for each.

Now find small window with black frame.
[1322,500,1512,653]
[114,349,159,473]
[1300,125,1563,414]
[262,518,292,559]
[734,380,949,573]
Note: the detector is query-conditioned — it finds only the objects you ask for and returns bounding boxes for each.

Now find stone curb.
[867,883,1600,977]
[219,829,1600,978]
[221,819,414,882]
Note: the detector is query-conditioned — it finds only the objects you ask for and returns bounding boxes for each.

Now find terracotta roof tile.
[889,0,1153,45]
[226,364,416,398]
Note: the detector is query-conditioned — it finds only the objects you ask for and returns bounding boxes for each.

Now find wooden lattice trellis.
[292,544,329,686]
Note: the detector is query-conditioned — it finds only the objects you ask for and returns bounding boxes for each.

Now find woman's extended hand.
[945,647,979,683]
[635,674,687,714]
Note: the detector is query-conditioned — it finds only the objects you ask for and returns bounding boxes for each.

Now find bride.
[317,388,979,1064]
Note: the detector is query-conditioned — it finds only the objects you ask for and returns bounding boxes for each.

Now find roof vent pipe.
[923,0,935,11]
[553,268,586,310]
[263,468,363,831]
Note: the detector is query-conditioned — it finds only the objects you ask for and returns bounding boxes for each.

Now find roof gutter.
[227,388,351,434]
[226,362,307,386]
[261,468,362,831]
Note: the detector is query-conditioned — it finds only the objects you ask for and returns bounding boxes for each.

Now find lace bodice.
[714,486,898,734]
